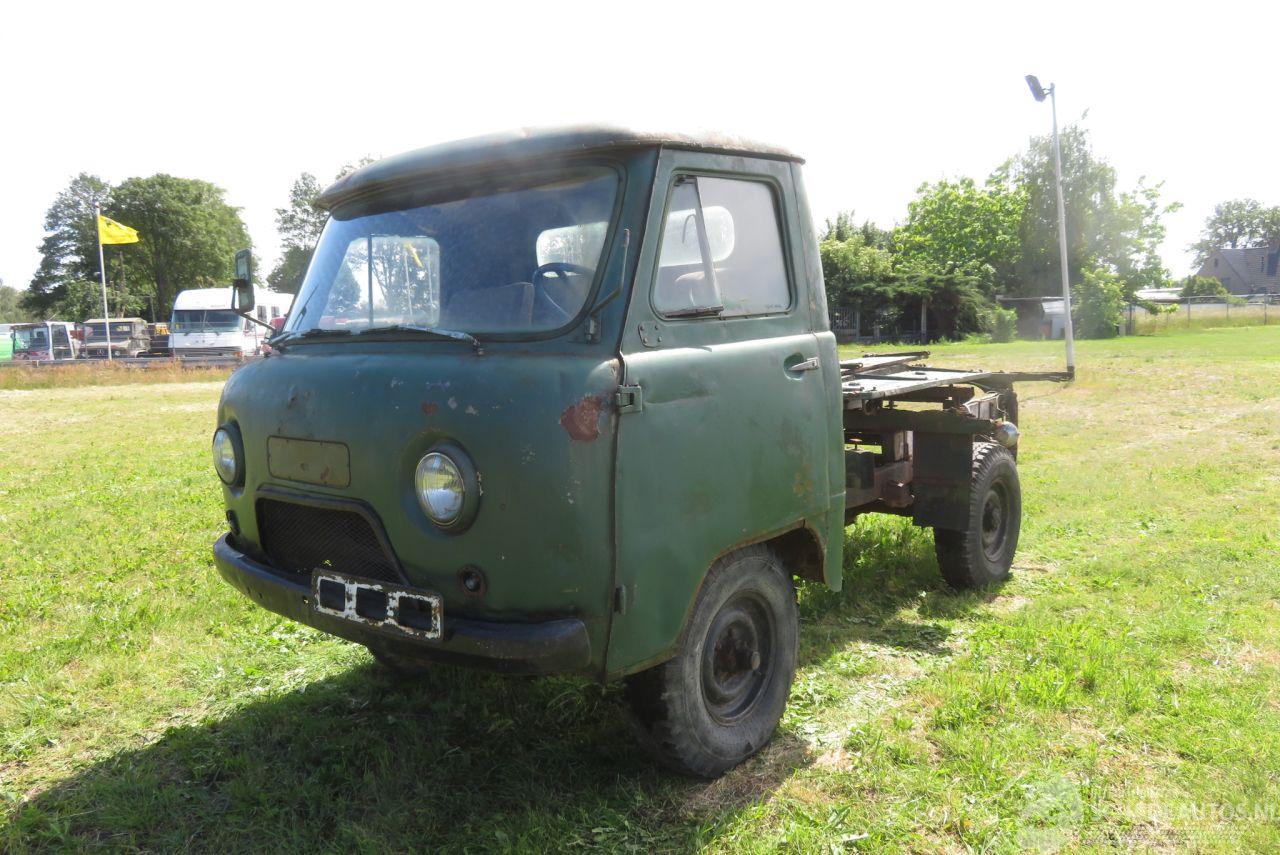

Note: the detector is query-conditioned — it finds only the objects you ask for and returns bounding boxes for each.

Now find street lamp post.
[1025,74,1076,377]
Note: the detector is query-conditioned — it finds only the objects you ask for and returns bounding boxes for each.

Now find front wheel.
[625,545,797,778]
[933,442,1021,589]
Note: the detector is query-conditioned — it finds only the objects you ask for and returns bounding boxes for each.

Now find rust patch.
[560,394,607,442]
[420,402,439,417]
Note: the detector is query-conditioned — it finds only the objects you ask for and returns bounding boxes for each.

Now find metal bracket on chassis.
[311,572,443,641]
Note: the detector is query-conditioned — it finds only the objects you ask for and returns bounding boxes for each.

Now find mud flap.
[910,432,973,531]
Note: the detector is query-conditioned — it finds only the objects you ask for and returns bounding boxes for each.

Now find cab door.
[607,151,832,675]
[51,325,74,360]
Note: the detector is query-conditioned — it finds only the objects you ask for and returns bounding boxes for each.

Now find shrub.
[1179,275,1229,300]
[1073,268,1125,338]
[980,305,1018,342]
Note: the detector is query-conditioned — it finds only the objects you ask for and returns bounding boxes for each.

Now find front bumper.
[213,534,592,675]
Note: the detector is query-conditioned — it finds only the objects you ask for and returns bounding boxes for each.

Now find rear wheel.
[934,442,1021,589]
[625,545,797,778]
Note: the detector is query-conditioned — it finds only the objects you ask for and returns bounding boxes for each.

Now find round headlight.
[415,451,465,526]
[212,426,241,485]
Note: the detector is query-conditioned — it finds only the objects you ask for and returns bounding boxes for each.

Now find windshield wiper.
[357,324,483,355]
[270,327,352,350]
[664,305,725,318]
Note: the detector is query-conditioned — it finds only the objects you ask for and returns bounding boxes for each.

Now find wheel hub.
[981,482,1010,560]
[701,595,773,724]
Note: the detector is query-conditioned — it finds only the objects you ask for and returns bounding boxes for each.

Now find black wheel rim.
[981,479,1011,561]
[700,592,774,724]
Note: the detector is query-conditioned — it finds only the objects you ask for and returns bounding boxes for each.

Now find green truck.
[211,128,1066,776]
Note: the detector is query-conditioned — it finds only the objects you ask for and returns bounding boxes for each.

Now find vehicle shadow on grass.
[796,515,1007,667]
[7,521,1000,852]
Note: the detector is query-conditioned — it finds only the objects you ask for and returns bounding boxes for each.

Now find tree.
[893,177,1026,296]
[821,211,893,250]
[24,173,112,318]
[268,159,375,293]
[110,174,251,318]
[819,229,895,313]
[48,280,145,322]
[993,124,1178,300]
[0,284,36,323]
[1190,199,1280,265]
[25,173,249,321]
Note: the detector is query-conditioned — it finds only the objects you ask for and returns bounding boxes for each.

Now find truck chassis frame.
[841,351,1069,530]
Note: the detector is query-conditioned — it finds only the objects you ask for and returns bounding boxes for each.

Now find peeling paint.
[560,394,607,442]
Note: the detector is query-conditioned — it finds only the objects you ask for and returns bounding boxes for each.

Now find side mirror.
[231,248,255,311]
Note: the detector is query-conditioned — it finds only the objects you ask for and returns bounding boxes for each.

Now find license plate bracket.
[311,571,442,641]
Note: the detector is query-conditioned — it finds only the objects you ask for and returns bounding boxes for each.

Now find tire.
[933,442,1021,589]
[368,646,434,677]
[625,545,798,778]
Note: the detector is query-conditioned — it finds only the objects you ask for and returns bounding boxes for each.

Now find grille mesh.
[256,498,402,583]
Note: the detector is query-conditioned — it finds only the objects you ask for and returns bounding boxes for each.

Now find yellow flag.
[98,214,139,245]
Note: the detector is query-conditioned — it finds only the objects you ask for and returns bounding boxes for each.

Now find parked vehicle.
[170,288,291,358]
[0,324,12,361]
[147,322,171,357]
[10,321,79,361]
[80,317,151,358]
[210,128,1067,777]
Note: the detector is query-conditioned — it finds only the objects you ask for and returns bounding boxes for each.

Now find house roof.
[316,126,802,211]
[1202,246,1280,289]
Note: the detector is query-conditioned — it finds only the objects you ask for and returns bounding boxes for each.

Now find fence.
[1130,295,1280,335]
[831,302,930,345]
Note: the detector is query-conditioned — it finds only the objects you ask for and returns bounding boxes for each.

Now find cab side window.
[653,175,790,318]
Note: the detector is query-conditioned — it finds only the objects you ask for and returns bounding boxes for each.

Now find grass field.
[2,327,1279,852]
[0,362,232,391]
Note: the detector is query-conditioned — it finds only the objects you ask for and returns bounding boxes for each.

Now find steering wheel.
[531,262,594,322]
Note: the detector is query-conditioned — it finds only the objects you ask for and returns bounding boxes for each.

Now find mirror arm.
[234,308,278,333]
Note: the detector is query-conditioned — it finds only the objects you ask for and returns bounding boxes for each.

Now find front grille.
[256,497,403,584]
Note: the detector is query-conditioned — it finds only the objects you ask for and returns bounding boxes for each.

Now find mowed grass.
[2,327,1279,851]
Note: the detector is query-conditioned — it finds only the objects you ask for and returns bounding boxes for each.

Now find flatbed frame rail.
[841,351,1071,405]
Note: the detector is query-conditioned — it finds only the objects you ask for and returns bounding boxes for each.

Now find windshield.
[286,167,618,337]
[171,310,242,333]
[86,322,140,339]
[12,326,48,352]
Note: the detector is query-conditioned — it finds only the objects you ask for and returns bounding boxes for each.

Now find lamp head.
[1026,74,1048,102]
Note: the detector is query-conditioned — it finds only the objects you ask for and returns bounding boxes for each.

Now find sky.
[2,0,1277,294]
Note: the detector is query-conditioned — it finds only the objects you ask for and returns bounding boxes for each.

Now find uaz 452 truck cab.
[212,127,1061,776]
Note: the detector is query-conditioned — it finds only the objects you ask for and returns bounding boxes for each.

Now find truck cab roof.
[316,125,802,212]
[173,288,291,311]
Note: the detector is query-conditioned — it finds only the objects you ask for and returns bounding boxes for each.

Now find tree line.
[821,123,1184,341]
[4,136,1276,334]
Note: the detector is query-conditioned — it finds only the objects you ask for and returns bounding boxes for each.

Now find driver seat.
[444,282,535,330]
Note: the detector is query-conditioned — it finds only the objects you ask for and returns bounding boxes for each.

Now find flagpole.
[95,204,113,361]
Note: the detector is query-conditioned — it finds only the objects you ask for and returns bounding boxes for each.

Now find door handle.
[788,356,821,373]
